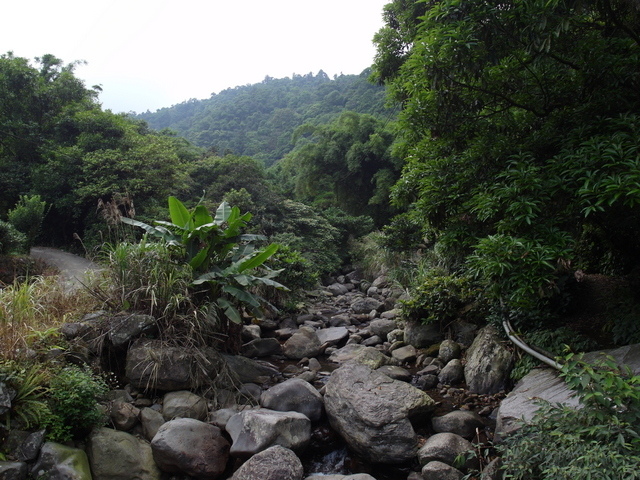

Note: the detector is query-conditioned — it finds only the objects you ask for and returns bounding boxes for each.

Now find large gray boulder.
[421,461,464,480]
[495,343,640,439]
[241,338,282,358]
[108,314,158,348]
[126,340,221,391]
[369,318,397,339]
[351,297,384,315]
[151,418,230,479]
[226,408,311,457]
[404,320,443,348]
[417,433,478,470]
[0,462,28,480]
[31,442,92,480]
[328,344,393,369]
[316,326,349,347]
[260,378,324,422]
[222,354,281,384]
[162,390,208,421]
[87,428,161,480]
[432,410,486,439]
[283,327,323,360]
[324,363,436,464]
[230,445,303,480]
[139,407,165,441]
[464,326,513,394]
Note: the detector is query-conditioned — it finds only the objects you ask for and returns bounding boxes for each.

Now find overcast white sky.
[2,0,390,113]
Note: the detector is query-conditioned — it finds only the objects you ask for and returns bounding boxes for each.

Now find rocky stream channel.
[3,262,640,480]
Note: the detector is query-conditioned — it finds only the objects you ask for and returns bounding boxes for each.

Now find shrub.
[500,353,640,480]
[44,365,108,442]
[0,220,27,255]
[0,362,50,430]
[7,195,47,249]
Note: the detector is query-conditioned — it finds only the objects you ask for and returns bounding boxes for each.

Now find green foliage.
[103,240,192,319]
[0,220,27,255]
[401,272,484,327]
[509,328,598,381]
[136,70,391,166]
[7,195,47,249]
[44,365,108,442]
[500,353,640,479]
[0,362,50,430]
[122,196,287,325]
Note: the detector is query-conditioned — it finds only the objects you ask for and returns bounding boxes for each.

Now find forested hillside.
[135,70,392,165]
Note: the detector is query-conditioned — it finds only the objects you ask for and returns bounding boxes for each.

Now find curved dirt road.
[30,247,103,291]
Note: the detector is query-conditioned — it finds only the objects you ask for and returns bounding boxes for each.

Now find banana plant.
[121,196,287,323]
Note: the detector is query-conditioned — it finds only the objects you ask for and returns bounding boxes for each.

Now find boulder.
[241,338,282,358]
[431,410,486,439]
[0,382,12,415]
[162,390,208,421]
[126,340,220,391]
[108,314,158,348]
[329,314,352,327]
[0,462,28,480]
[391,344,417,363]
[222,354,281,384]
[139,407,165,441]
[421,460,464,480]
[260,378,324,422]
[439,359,464,386]
[226,408,311,456]
[495,343,640,439]
[110,400,140,431]
[283,327,323,360]
[464,326,513,394]
[316,327,349,347]
[87,428,161,480]
[417,433,478,470]
[304,476,377,480]
[327,283,349,296]
[151,418,230,479]
[438,340,462,364]
[369,318,397,339]
[12,429,45,462]
[376,365,412,382]
[230,445,303,480]
[404,320,443,348]
[324,363,435,464]
[328,344,393,370]
[351,297,384,315]
[31,442,92,480]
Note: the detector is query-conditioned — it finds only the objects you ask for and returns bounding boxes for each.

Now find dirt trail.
[30,247,103,290]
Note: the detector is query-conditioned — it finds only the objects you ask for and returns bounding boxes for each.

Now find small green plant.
[44,365,108,442]
[0,362,50,430]
[7,195,47,249]
[0,220,27,255]
[500,353,640,479]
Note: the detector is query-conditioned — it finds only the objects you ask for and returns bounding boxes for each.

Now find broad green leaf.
[193,205,213,227]
[237,244,279,273]
[215,201,232,224]
[168,196,193,229]
[222,285,261,307]
[217,298,241,324]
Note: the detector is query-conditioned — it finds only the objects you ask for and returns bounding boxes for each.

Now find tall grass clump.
[103,240,192,322]
[0,276,99,362]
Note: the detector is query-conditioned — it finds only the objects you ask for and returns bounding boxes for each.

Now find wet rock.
[162,390,208,421]
[139,407,165,441]
[421,460,464,480]
[230,445,303,480]
[87,428,161,480]
[464,326,513,394]
[417,433,478,470]
[391,344,417,363]
[284,327,323,360]
[0,462,28,480]
[226,408,311,457]
[414,374,439,390]
[439,359,464,386]
[151,418,230,478]
[260,378,324,422]
[431,410,486,439]
[222,354,281,384]
[31,442,92,480]
[438,340,462,364]
[324,363,435,464]
[404,320,443,348]
[126,340,220,391]
[241,338,282,358]
[12,429,45,462]
[316,327,349,347]
[110,400,140,431]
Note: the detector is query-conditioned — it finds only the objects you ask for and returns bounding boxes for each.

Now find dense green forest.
[136,70,392,165]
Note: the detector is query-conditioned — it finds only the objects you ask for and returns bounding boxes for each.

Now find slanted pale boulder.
[151,418,230,479]
[226,408,311,457]
[87,428,161,480]
[283,327,323,360]
[260,378,324,422]
[464,326,513,394]
[417,433,478,470]
[230,445,303,480]
[324,363,435,464]
[162,390,208,421]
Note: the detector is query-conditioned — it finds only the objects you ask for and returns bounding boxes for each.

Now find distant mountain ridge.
[135,69,392,165]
